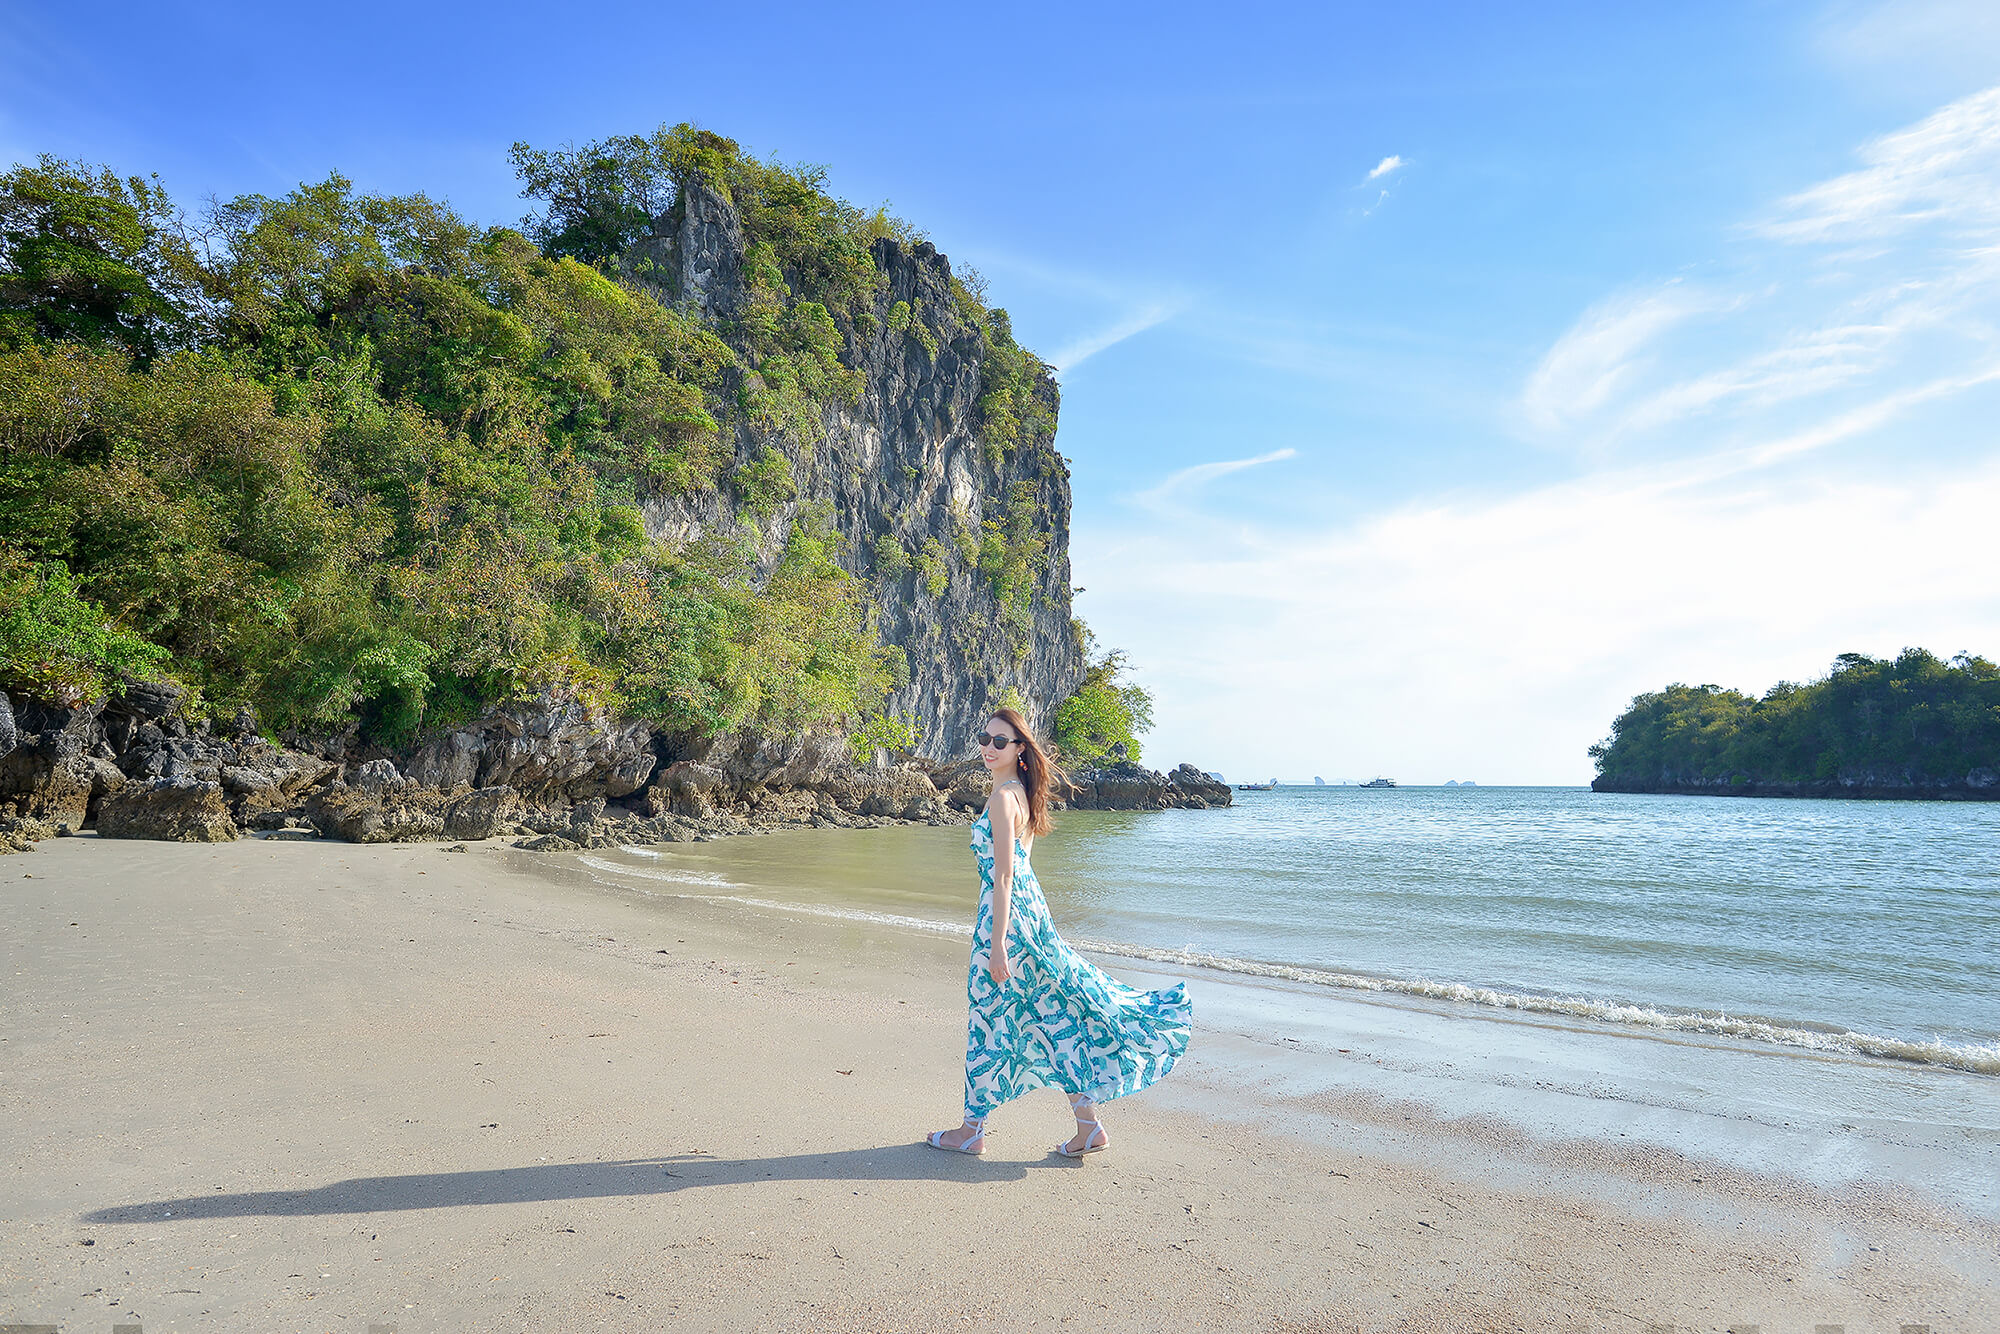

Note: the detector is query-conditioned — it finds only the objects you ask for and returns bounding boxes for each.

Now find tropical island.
[1589,648,2000,801]
[0,126,1227,849]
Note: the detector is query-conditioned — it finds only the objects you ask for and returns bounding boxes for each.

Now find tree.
[1054,627,1154,765]
[0,157,194,359]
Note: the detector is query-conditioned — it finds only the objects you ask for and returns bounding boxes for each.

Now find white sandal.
[1054,1094,1107,1157]
[927,1116,988,1154]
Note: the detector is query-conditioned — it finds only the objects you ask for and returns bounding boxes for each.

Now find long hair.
[988,705,1068,837]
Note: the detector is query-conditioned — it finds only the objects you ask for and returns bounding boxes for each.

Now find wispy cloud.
[1519,282,1731,433]
[1366,154,1405,181]
[1756,84,2000,243]
[1130,447,1297,515]
[1524,85,2000,451]
[1047,302,1179,377]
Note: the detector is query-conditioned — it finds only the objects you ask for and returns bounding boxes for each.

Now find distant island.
[1590,649,2000,801]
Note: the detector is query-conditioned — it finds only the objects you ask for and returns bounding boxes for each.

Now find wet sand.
[3,832,1994,1332]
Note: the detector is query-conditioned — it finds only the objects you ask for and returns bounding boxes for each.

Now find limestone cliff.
[630,180,1084,759]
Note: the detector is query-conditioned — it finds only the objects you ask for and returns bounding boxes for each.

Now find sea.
[564,785,2000,1215]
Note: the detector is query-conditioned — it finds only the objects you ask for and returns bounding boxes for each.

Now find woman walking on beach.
[927,707,1191,1157]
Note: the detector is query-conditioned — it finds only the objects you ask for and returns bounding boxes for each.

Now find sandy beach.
[3,831,1995,1333]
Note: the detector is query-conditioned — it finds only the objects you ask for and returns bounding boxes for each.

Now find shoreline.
[5,833,1995,1331]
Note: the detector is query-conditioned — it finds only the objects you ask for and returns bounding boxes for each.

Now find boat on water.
[1236,778,1278,790]
[1362,777,1397,788]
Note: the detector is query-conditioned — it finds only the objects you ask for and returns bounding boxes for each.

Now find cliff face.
[630,182,1084,759]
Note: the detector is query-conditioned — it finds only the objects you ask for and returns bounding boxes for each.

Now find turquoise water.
[578,786,2000,1074]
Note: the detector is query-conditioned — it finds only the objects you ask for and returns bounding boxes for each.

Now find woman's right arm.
[985,794,1015,984]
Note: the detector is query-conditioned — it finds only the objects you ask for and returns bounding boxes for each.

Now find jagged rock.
[748,788,823,825]
[1166,763,1233,809]
[0,815,57,848]
[220,765,276,795]
[0,692,16,760]
[517,832,582,852]
[0,695,102,828]
[97,778,238,842]
[441,786,524,840]
[401,690,658,803]
[80,755,126,799]
[1066,760,1233,811]
[819,765,946,819]
[647,761,729,817]
[628,176,1085,761]
[932,759,990,811]
[353,758,405,795]
[303,784,445,843]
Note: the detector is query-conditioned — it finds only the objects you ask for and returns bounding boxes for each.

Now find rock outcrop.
[97,778,238,843]
[633,179,1085,760]
[1066,760,1236,811]
[1591,769,2000,801]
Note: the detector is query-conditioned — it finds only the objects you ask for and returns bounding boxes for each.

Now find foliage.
[1589,649,2000,785]
[976,480,1050,641]
[1053,628,1155,766]
[0,127,1067,758]
[968,306,1054,464]
[730,445,797,517]
[849,709,919,758]
[872,532,909,577]
[913,536,949,598]
[0,157,196,359]
[508,131,679,271]
[0,553,171,704]
[0,153,894,744]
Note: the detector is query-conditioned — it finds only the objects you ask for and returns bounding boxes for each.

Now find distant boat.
[1236,778,1278,790]
[1362,777,1397,788]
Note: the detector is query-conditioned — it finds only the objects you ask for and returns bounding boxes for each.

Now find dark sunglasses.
[975,732,1022,749]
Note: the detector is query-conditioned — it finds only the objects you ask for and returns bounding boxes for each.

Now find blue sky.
[6,1,1998,781]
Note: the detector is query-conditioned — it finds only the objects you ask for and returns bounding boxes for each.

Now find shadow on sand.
[82,1142,1084,1223]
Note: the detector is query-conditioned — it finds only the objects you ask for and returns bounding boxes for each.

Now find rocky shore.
[0,684,1228,854]
[1590,770,2000,801]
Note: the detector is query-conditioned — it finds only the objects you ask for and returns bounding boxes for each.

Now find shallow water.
[569,786,2000,1215]
[588,786,2000,1068]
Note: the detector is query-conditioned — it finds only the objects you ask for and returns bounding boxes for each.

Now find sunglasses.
[975,732,1023,749]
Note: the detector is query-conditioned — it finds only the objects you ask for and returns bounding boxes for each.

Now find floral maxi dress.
[961,808,1192,1120]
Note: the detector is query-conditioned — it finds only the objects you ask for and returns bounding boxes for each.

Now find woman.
[927,706,1192,1157]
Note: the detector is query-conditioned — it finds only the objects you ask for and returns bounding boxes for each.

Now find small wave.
[1070,939,2000,1076]
[575,861,1998,1077]
[575,854,739,888]
[710,896,973,939]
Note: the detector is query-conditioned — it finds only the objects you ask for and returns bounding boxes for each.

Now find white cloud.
[1366,155,1405,181]
[1046,302,1178,377]
[1519,283,1728,432]
[1130,448,1297,515]
[1756,84,2000,243]
[1078,443,2000,784]
[1526,88,2000,447]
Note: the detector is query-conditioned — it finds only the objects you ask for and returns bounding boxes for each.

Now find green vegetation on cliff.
[1590,649,2000,793]
[0,129,1116,756]
[1053,629,1154,766]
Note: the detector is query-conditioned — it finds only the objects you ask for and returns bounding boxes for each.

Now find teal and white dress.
[961,804,1191,1119]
